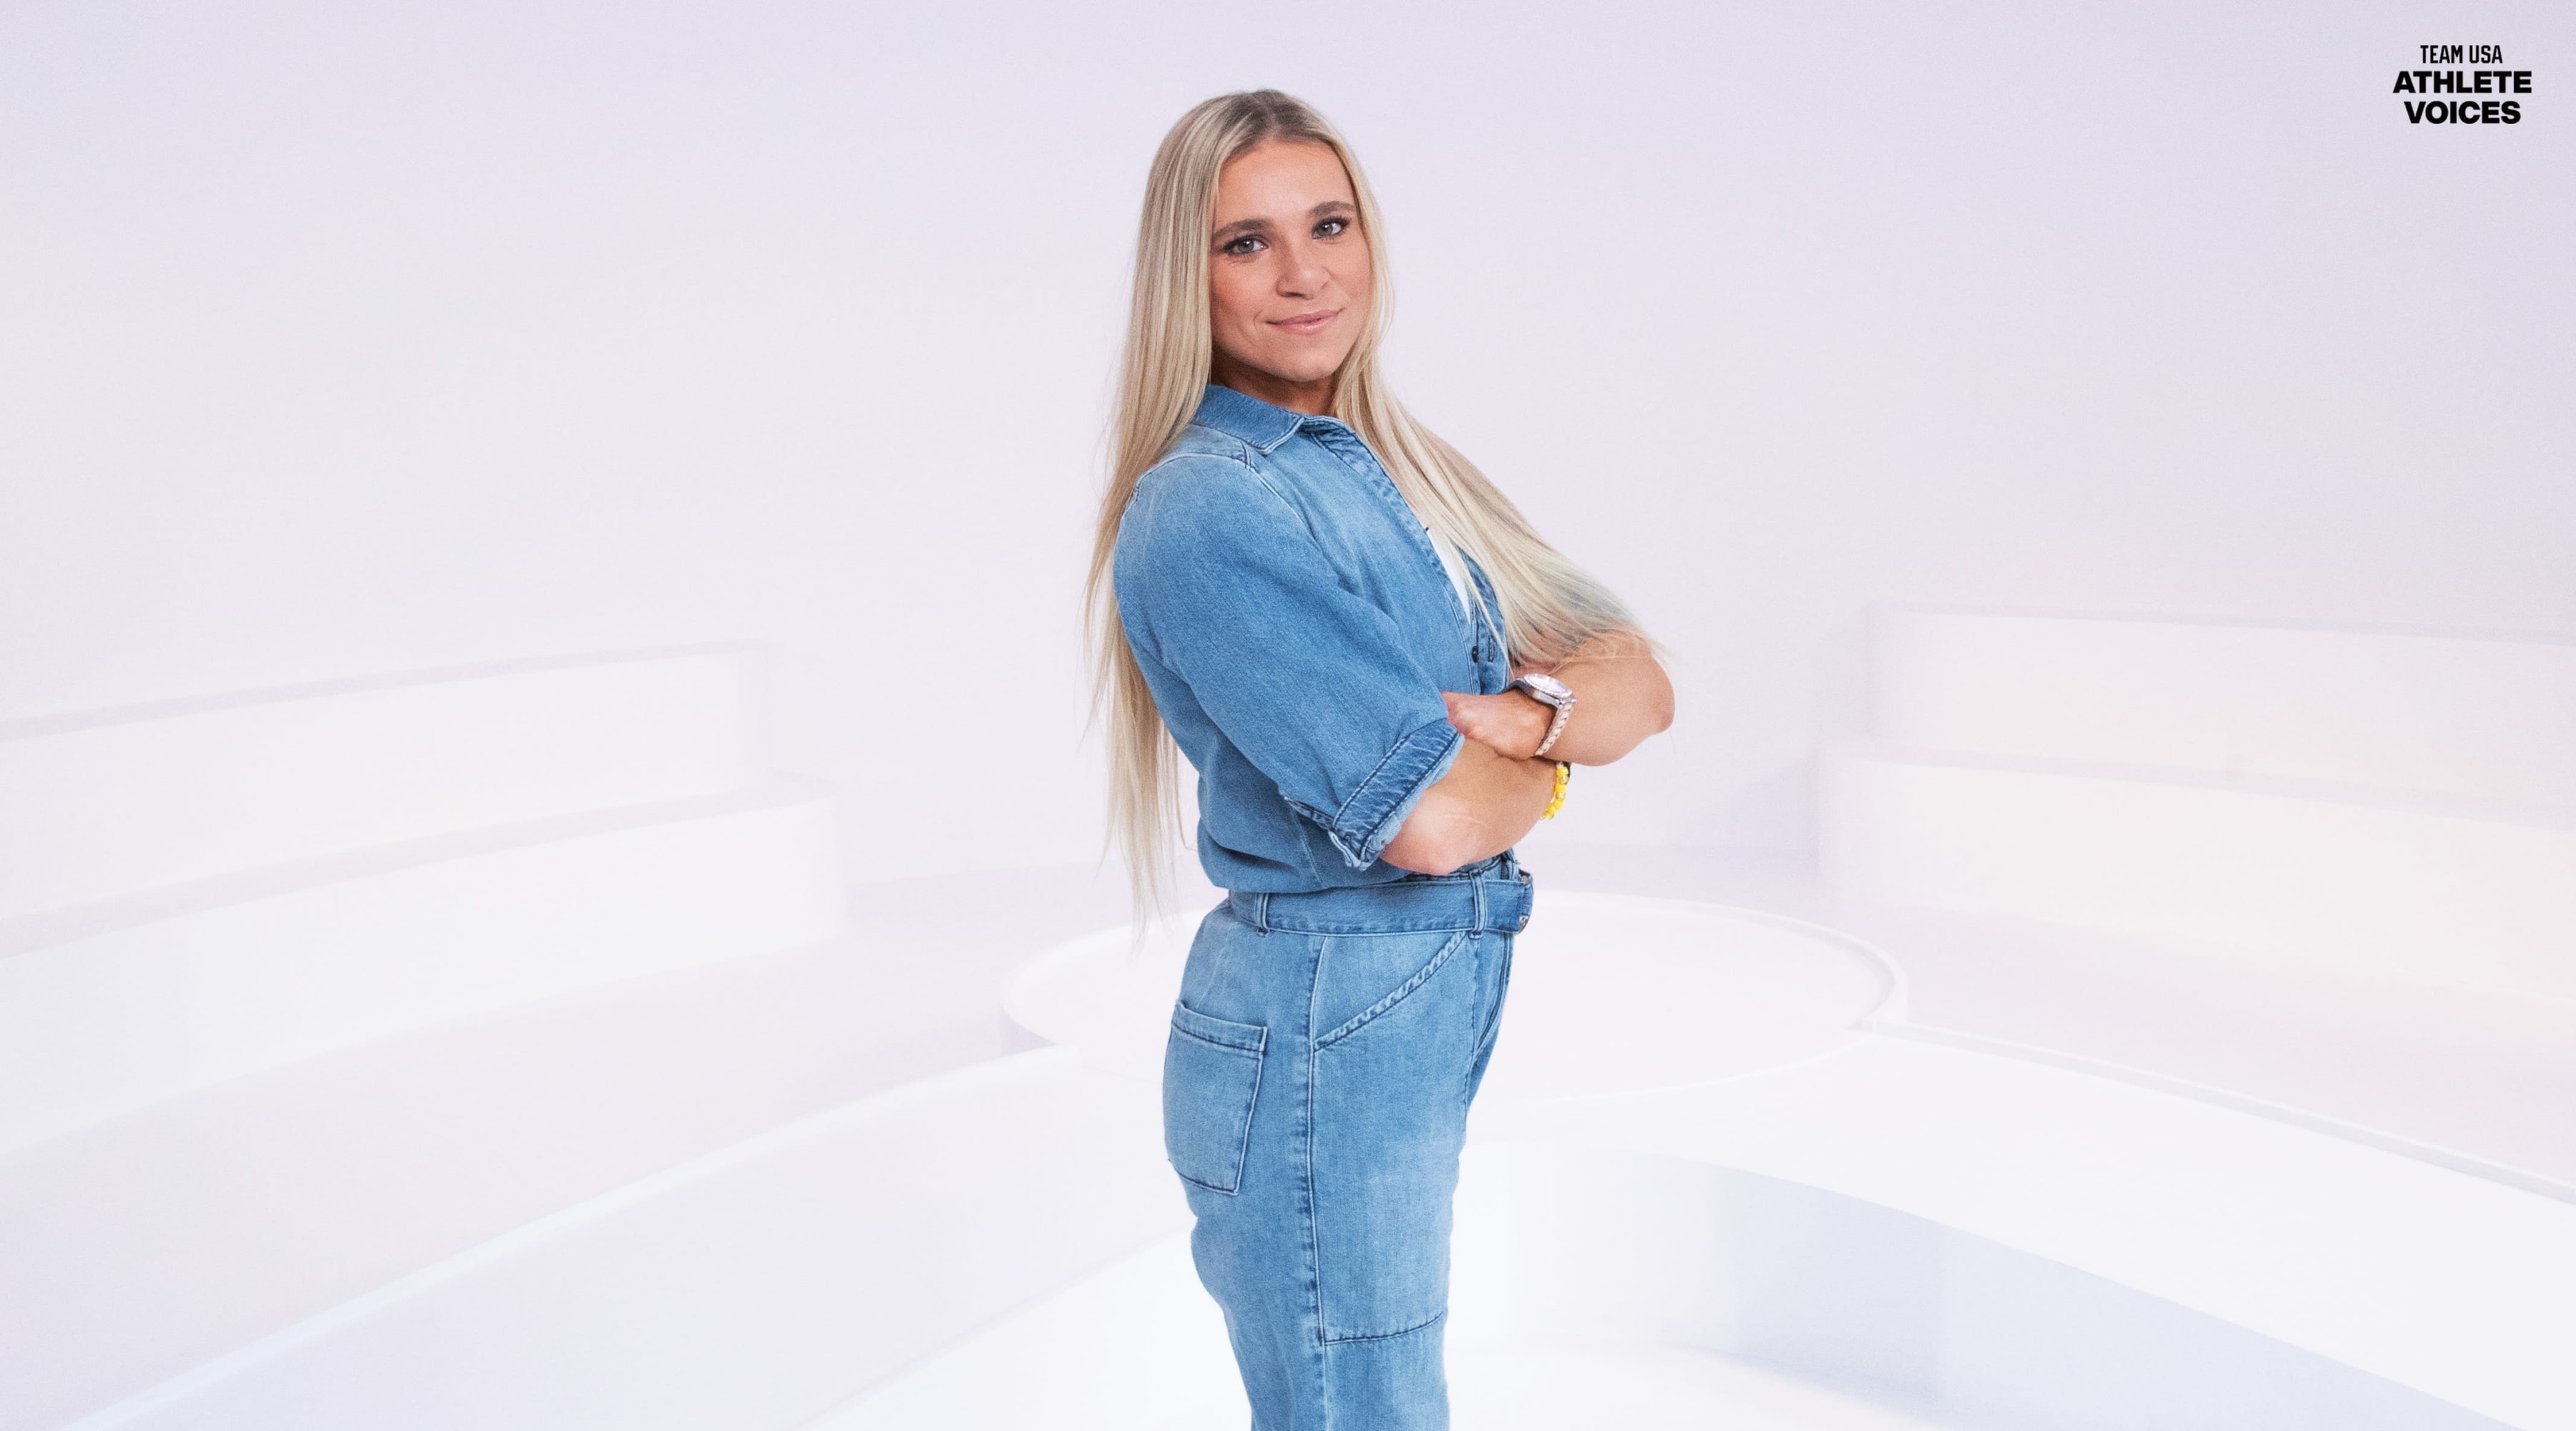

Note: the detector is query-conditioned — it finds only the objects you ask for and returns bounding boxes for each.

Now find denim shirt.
[1115,385,1512,894]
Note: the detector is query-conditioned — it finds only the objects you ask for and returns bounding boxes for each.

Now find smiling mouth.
[1271,309,1340,335]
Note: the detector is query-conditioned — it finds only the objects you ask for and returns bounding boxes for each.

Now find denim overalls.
[1115,384,1531,1428]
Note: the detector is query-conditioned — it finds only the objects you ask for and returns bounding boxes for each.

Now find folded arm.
[1117,460,1660,881]
[1383,633,1671,873]
[1377,740,1558,876]
[1441,631,1674,765]
[1119,458,1484,874]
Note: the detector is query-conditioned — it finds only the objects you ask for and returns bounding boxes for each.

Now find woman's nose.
[1275,240,1327,296]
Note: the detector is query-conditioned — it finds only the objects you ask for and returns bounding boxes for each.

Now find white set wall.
[5,1,2571,879]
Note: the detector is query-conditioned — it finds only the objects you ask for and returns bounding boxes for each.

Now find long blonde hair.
[1085,89,1644,912]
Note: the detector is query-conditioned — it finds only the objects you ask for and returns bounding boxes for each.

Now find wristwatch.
[1511,673,1576,758]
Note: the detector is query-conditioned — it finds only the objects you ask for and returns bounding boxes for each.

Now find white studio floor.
[1444,1345,1951,1431]
[826,1223,1953,1431]
[7,623,2575,1430]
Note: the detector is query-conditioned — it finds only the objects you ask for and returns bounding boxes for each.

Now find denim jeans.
[1163,856,1531,1430]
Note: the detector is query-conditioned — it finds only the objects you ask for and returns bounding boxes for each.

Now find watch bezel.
[1516,673,1574,706]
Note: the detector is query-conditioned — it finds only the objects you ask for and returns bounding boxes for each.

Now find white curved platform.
[0,645,768,921]
[1002,893,2574,1430]
[1526,1033,2572,1431]
[74,894,2558,1430]
[0,779,845,1155]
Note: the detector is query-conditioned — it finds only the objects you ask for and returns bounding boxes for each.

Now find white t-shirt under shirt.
[1429,532,1473,617]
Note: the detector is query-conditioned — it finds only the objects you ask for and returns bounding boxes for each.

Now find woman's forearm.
[1442,633,1674,766]
[1379,740,1557,876]
[1527,640,1674,764]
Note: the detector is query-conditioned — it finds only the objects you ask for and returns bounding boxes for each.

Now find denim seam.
[1148,446,1316,549]
[1301,932,1327,1351]
[1172,1005,1268,1054]
[1465,932,1512,1108]
[1312,928,1471,1050]
[1259,919,1483,935]
[1319,1307,1448,1346]
[1239,456,1304,522]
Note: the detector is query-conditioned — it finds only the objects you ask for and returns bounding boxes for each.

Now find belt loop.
[1250,891,1271,935]
[1471,875,1488,933]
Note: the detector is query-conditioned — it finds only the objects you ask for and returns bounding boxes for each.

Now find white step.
[0,645,767,919]
[73,1050,1182,1431]
[1873,608,2576,808]
[0,932,1035,1431]
[0,778,845,1155]
[1818,744,2576,1000]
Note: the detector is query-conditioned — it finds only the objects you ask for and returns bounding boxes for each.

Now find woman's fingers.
[1443,691,1546,761]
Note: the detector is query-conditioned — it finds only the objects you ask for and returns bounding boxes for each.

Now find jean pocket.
[1313,927,1471,1050]
[1163,1002,1268,1196]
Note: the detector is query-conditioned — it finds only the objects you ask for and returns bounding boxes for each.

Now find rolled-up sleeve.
[1116,456,1461,868]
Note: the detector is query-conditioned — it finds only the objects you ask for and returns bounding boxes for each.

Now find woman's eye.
[1221,235,1264,256]
[1315,218,1349,238]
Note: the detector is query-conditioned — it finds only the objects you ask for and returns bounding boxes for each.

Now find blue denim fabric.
[1166,856,1530,1430]
[1113,385,1512,894]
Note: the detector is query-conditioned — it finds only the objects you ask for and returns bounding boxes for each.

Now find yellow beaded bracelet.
[1541,761,1571,820]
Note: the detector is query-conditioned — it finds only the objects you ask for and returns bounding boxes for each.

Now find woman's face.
[1205,139,1372,414]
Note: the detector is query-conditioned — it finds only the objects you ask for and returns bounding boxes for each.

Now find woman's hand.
[1443,690,1551,761]
[1442,635,1675,768]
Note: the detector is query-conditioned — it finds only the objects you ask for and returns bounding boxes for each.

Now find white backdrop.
[4,1,2570,883]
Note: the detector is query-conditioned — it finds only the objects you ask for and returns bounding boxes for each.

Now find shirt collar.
[1190,384,1327,454]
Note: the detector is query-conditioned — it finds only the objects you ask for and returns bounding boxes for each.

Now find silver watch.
[1511,673,1576,757]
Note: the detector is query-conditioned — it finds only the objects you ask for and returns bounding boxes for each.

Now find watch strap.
[1530,690,1574,758]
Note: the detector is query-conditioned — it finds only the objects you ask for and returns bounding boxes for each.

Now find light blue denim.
[1113,385,1511,894]
[1116,386,1533,1427]
[1166,861,1528,1430]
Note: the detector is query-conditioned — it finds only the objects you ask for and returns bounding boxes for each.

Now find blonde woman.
[1091,89,1672,1427]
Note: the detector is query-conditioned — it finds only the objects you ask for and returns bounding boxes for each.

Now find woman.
[1088,90,1672,1428]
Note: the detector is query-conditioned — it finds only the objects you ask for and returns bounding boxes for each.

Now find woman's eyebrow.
[1213,201,1353,243]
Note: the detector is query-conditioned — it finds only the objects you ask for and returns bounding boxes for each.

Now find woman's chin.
[1254,350,1356,390]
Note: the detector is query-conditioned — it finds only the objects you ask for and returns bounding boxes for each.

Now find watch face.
[1523,674,1573,700]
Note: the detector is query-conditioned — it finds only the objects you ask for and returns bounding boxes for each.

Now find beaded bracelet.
[1541,761,1571,820]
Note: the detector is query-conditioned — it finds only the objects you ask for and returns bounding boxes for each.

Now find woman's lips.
[1270,308,1340,335]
